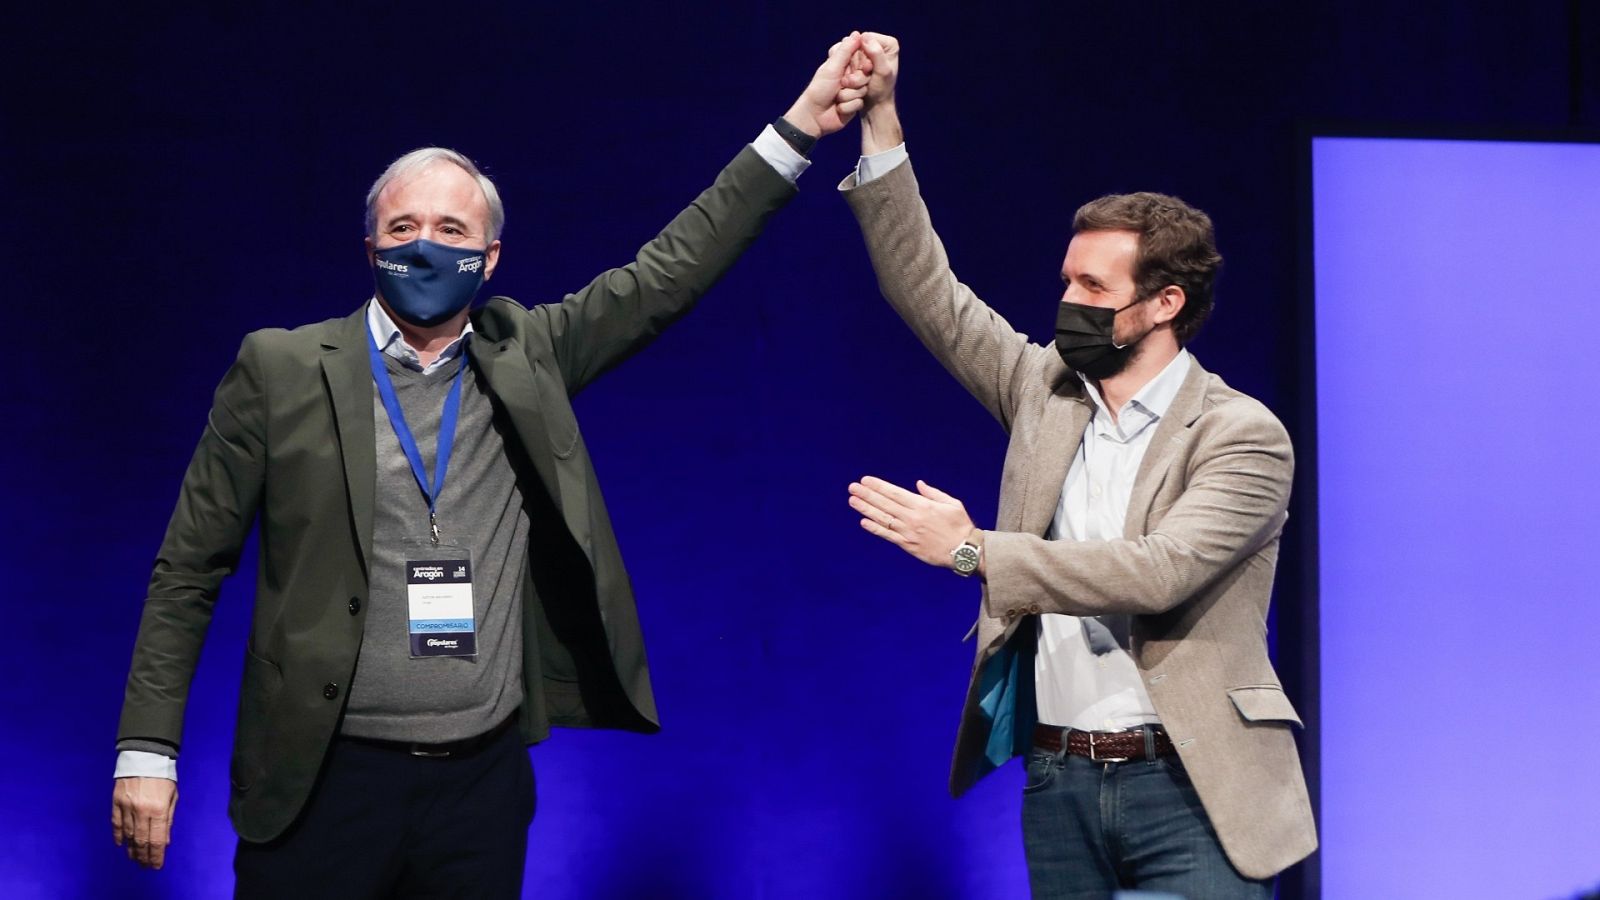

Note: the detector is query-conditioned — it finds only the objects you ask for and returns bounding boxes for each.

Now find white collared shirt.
[1035,350,1193,730]
[853,142,908,185]
[365,296,473,374]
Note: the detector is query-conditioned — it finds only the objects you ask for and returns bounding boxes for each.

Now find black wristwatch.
[773,116,818,157]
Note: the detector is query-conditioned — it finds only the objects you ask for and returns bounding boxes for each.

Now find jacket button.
[322,683,340,700]
[348,597,361,615]
[1027,604,1041,614]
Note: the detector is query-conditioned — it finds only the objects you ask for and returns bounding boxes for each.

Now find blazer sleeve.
[841,159,1041,431]
[983,400,1294,619]
[529,144,797,396]
[117,335,269,750]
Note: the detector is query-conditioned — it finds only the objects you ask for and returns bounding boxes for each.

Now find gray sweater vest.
[341,353,529,742]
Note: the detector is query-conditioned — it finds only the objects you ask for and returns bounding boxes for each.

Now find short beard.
[1076,327,1147,380]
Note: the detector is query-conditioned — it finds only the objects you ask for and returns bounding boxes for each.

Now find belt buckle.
[408,745,452,758]
[1088,731,1131,764]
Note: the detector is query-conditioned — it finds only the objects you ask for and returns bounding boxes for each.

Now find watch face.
[953,545,979,573]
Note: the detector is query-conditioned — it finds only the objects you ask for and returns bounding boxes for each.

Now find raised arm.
[840,33,1042,430]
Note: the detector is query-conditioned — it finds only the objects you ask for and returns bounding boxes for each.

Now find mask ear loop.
[1108,294,1151,350]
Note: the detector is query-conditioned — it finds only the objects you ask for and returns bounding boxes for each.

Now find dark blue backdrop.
[6,2,1597,897]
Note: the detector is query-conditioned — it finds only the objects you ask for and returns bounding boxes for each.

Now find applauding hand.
[849,476,979,572]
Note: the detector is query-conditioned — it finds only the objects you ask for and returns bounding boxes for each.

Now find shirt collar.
[1079,349,1192,441]
[365,298,474,373]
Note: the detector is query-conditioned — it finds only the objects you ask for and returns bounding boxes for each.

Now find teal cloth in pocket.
[976,625,1039,768]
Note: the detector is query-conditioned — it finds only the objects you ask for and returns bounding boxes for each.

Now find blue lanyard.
[368,331,467,545]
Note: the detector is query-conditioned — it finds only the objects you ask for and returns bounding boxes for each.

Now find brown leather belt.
[1033,724,1175,762]
[342,714,516,759]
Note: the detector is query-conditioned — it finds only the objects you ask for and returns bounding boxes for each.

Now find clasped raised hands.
[785,31,901,141]
[784,33,870,139]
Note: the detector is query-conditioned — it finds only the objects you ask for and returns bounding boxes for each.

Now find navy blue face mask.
[372,238,488,328]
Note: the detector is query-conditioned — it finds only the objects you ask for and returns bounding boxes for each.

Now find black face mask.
[1053,297,1150,380]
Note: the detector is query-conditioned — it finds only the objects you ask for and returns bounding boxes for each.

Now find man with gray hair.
[109,34,871,897]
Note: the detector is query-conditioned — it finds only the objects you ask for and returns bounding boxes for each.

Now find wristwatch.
[772,116,818,157]
[951,534,982,577]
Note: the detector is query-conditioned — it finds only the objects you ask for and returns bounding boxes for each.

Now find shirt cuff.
[751,124,812,184]
[853,142,909,186]
[115,750,177,781]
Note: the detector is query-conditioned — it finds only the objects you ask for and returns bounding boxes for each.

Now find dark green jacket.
[118,146,795,842]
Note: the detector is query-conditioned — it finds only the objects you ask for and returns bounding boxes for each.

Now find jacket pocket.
[231,647,284,791]
[1226,685,1302,727]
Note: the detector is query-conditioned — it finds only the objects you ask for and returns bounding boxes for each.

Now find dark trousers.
[234,722,535,899]
[1021,739,1273,900]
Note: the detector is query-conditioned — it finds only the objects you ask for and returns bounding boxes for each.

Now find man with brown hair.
[840,33,1315,898]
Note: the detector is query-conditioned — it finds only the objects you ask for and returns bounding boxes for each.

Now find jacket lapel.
[468,337,562,516]
[1019,372,1094,536]
[321,307,377,574]
[1122,359,1209,538]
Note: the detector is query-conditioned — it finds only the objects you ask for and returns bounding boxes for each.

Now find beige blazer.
[843,160,1316,880]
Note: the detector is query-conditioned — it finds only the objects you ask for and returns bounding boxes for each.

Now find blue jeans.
[1021,738,1273,900]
